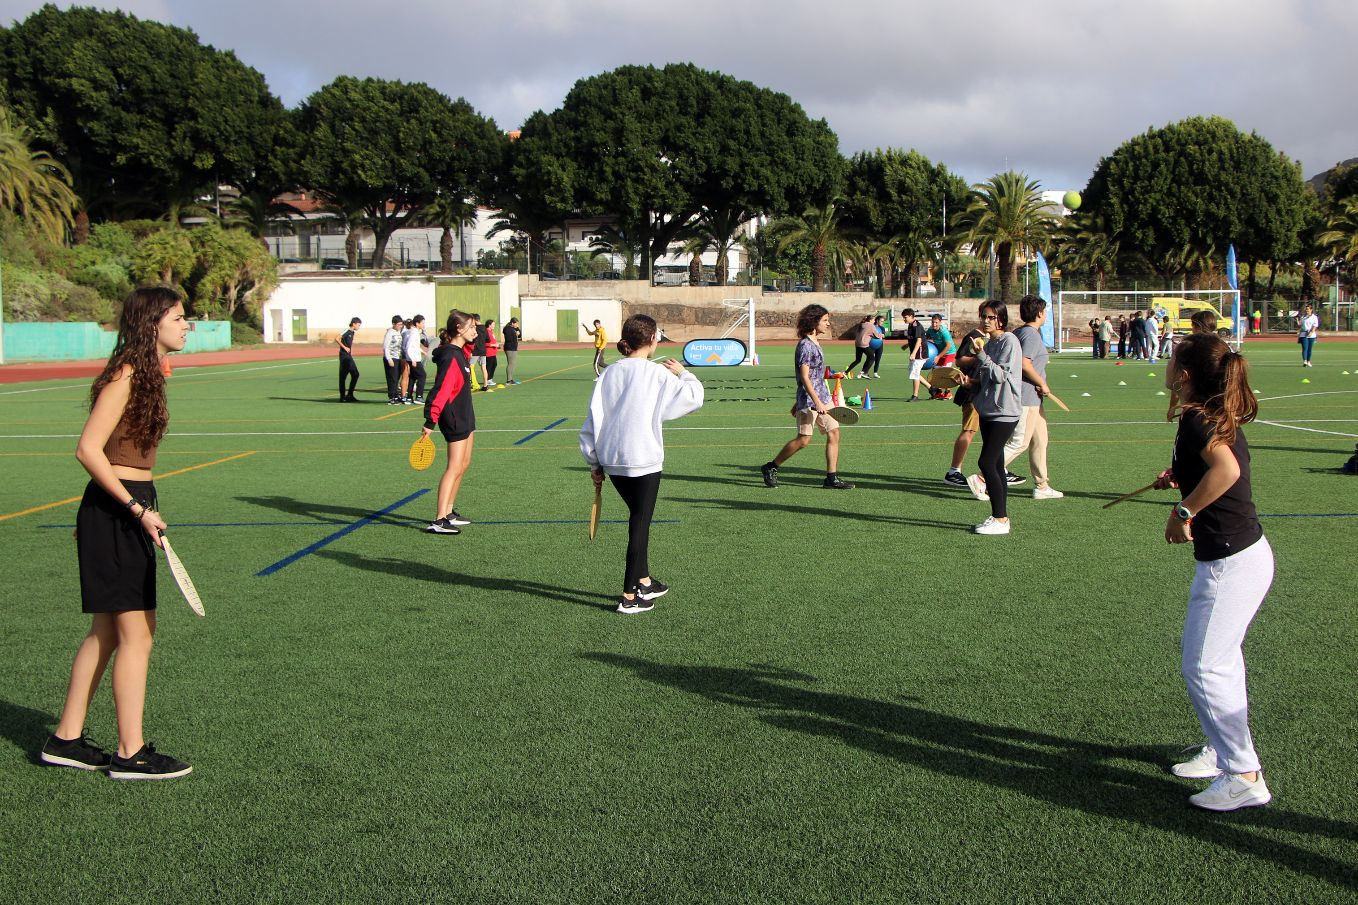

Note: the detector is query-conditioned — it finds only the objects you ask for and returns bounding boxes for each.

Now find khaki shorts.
[796,409,839,436]
[960,402,979,433]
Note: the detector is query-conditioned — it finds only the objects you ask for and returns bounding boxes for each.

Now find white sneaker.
[1032,485,1065,500]
[1171,744,1219,779]
[966,474,989,502]
[973,516,1010,535]
[1189,772,1271,811]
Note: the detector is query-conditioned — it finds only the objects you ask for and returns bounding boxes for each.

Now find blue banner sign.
[682,338,748,367]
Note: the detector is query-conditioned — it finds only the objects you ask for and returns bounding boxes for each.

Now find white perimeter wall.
[519,297,622,343]
[263,278,435,343]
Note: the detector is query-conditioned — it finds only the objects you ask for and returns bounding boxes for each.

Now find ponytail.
[617,314,657,356]
[1176,335,1256,449]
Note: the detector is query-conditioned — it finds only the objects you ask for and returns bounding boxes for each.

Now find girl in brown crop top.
[42,286,196,780]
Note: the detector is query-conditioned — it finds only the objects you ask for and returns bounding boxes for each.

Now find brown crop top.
[103,415,159,469]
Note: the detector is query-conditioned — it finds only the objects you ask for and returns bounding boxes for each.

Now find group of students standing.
[353,313,523,406]
[44,287,1277,813]
[1088,311,1173,361]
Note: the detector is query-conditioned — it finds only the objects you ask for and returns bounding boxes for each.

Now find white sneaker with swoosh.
[1189,772,1271,811]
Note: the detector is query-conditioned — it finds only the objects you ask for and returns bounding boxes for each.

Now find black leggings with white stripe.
[609,471,661,591]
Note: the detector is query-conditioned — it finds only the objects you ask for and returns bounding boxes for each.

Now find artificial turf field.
[1,341,1356,904]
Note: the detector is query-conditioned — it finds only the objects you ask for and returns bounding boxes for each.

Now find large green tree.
[297,76,503,268]
[1080,116,1309,294]
[0,4,289,236]
[0,105,77,241]
[953,171,1058,303]
[841,149,969,297]
[518,63,842,280]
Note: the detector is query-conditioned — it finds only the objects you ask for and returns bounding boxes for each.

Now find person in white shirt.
[382,315,404,404]
[403,315,427,403]
[580,314,704,613]
[1146,312,1161,363]
[1297,303,1319,367]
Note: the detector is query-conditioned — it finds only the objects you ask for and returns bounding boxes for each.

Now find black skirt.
[76,480,157,613]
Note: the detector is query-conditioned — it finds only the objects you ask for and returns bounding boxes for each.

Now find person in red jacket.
[420,310,479,535]
[484,318,500,388]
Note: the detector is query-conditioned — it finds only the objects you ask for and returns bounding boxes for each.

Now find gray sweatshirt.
[580,357,705,477]
[972,331,1023,421]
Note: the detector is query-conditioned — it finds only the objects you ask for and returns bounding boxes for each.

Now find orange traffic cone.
[161,356,173,377]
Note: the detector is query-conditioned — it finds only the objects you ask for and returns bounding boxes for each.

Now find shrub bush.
[231,321,264,345]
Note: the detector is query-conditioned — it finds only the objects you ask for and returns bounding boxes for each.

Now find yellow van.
[1150,298,1226,334]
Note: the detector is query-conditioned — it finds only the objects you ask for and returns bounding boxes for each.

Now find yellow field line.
[0,451,257,522]
[371,362,592,422]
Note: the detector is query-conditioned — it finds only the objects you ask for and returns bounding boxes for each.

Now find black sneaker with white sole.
[943,470,967,487]
[823,475,855,489]
[761,462,779,487]
[616,595,656,614]
[426,517,460,535]
[447,511,472,526]
[634,579,669,601]
[1005,471,1026,486]
[108,743,192,781]
[40,733,112,771]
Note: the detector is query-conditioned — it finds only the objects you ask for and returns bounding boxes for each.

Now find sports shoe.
[635,579,669,601]
[1171,744,1220,779]
[388,398,401,405]
[403,397,416,405]
[485,381,497,388]
[108,743,192,781]
[1005,471,1026,486]
[426,517,460,535]
[966,474,990,501]
[446,511,472,526]
[823,475,855,490]
[413,396,424,404]
[761,462,779,488]
[616,595,655,615]
[1189,772,1271,812]
[1032,485,1065,500]
[973,516,1011,535]
[907,395,918,402]
[40,733,111,771]
[510,380,521,385]
[870,373,881,379]
[944,470,967,487]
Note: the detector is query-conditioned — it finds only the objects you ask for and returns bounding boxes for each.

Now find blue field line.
[256,489,429,576]
[1258,513,1358,518]
[40,520,350,529]
[39,517,679,529]
[514,417,568,446]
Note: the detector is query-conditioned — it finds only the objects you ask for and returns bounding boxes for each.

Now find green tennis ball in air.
[1063,191,1082,210]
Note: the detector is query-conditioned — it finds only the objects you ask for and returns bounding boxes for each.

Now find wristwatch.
[1172,503,1194,521]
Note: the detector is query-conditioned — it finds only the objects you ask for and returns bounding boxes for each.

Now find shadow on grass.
[316,549,616,612]
[1252,444,1350,456]
[669,495,971,531]
[236,495,426,527]
[0,699,56,765]
[581,654,1358,890]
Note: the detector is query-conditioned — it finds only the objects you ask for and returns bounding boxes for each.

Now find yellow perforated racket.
[409,434,436,471]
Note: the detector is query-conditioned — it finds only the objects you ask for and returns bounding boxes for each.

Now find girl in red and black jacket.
[484,318,500,388]
[421,310,478,535]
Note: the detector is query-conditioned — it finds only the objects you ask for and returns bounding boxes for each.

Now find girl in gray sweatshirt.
[960,301,1023,535]
[580,314,704,613]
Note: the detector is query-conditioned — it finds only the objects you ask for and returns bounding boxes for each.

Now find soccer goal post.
[719,297,757,364]
[1055,289,1242,353]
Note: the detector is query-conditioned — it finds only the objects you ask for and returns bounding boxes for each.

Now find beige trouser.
[1003,403,1049,487]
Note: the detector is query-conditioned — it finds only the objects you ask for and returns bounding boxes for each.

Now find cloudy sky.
[3,0,1353,190]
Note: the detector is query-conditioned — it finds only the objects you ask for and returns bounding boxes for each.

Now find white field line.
[1255,420,1358,438]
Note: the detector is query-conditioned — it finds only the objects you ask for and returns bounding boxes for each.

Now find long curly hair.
[1173,332,1257,449]
[89,286,182,452]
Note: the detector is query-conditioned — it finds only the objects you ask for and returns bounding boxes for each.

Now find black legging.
[408,360,426,399]
[847,346,872,373]
[486,355,498,382]
[609,471,661,591]
[870,345,883,374]
[339,356,359,398]
[977,418,1018,519]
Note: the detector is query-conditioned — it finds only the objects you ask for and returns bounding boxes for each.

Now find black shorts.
[76,480,157,613]
[437,415,473,444]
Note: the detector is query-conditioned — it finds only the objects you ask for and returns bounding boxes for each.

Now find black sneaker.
[823,475,855,490]
[447,511,472,526]
[907,395,918,402]
[635,579,669,601]
[943,470,967,487]
[761,462,779,488]
[426,517,460,535]
[388,398,401,406]
[40,733,111,771]
[616,595,655,615]
[108,743,191,781]
[1005,471,1027,486]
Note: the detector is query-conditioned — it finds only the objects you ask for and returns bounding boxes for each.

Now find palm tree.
[588,224,645,279]
[1053,212,1121,292]
[768,201,851,292]
[954,171,1058,302]
[1319,196,1358,265]
[418,193,479,272]
[0,106,79,242]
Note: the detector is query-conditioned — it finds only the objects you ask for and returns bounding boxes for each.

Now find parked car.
[916,282,938,296]
[793,283,813,292]
[538,271,560,280]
